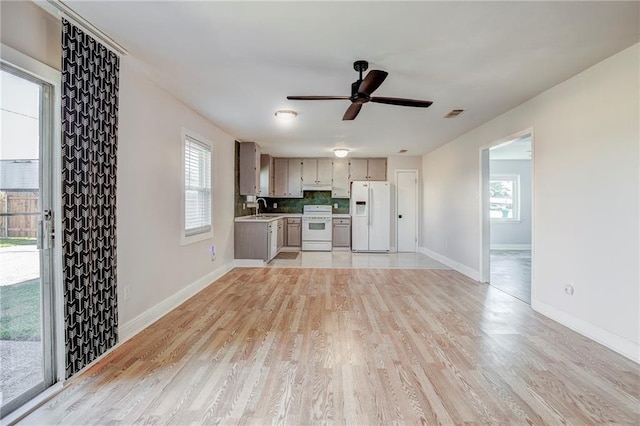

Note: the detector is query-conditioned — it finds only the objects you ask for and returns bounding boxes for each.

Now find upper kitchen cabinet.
[332,158,350,198]
[288,159,303,197]
[273,158,303,198]
[349,158,387,181]
[348,159,368,181]
[273,158,288,196]
[239,142,260,195]
[259,154,274,197]
[302,158,332,189]
[367,158,387,180]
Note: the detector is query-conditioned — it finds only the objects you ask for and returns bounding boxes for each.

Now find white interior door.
[396,170,418,252]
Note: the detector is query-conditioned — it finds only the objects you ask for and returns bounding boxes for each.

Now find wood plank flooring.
[490,250,531,304]
[22,268,639,425]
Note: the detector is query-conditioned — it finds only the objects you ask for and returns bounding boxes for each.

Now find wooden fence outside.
[0,191,39,238]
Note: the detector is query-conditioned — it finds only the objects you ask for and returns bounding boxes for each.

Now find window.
[490,175,520,221]
[182,130,212,244]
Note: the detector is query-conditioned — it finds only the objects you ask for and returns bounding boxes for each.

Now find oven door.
[302,217,332,241]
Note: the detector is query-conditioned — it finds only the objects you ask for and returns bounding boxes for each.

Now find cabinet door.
[259,154,273,196]
[286,223,301,247]
[273,158,288,197]
[367,158,387,181]
[239,142,260,195]
[349,159,368,181]
[316,158,333,185]
[301,159,318,185]
[288,159,303,197]
[332,159,350,198]
[332,219,351,247]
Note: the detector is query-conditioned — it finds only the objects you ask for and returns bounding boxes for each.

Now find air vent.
[444,109,464,118]
[398,149,408,154]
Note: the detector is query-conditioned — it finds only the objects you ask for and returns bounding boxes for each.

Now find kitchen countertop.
[235,214,290,222]
[235,213,350,222]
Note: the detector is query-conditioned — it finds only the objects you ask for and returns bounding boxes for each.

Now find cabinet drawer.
[287,217,301,224]
[332,218,350,225]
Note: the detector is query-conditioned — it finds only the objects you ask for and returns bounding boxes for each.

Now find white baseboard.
[119,261,235,342]
[490,244,531,250]
[532,299,640,363]
[418,247,481,281]
[234,259,265,267]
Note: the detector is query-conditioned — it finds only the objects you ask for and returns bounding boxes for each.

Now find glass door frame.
[1,46,63,420]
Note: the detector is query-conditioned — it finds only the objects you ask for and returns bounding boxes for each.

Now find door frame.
[1,44,64,420]
[395,169,418,253]
[479,128,535,291]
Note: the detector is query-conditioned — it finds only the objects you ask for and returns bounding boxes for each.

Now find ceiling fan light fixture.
[275,109,298,120]
[334,149,349,158]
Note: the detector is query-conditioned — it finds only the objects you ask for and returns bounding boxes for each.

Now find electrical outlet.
[242,203,246,210]
[334,203,338,209]
[273,202,277,208]
[210,245,216,262]
[123,286,130,301]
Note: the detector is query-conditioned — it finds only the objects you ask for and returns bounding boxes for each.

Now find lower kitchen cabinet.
[235,220,279,262]
[332,218,351,248]
[286,217,301,247]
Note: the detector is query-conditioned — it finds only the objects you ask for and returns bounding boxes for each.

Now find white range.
[301,205,332,251]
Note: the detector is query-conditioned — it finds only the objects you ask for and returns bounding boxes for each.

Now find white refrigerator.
[350,181,390,252]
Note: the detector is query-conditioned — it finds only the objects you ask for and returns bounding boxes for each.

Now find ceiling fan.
[287,60,433,121]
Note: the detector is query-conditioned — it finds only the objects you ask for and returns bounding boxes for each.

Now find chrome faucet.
[256,198,267,216]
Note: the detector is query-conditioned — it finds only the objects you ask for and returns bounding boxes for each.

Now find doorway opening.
[480,131,533,304]
[0,62,57,418]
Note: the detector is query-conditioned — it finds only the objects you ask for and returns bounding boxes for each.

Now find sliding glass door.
[0,64,56,417]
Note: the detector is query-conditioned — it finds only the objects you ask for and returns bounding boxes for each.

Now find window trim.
[180,128,213,245]
[489,174,520,222]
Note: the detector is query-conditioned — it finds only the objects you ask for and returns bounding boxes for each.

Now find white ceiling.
[66,1,639,158]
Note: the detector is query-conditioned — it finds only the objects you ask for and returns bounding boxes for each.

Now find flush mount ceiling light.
[334,149,349,158]
[274,109,298,120]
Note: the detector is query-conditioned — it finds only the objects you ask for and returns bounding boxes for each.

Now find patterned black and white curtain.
[62,18,120,378]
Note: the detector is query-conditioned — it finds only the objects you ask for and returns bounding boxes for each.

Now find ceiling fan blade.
[342,103,362,121]
[358,70,388,96]
[370,97,433,108]
[287,96,350,100]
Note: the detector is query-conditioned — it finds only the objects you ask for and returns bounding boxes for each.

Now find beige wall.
[421,44,639,360]
[0,1,61,70]
[116,57,236,327]
[1,2,237,334]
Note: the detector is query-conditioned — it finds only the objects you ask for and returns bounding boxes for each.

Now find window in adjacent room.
[182,130,212,244]
[489,175,520,221]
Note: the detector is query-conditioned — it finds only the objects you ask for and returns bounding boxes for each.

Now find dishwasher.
[268,221,278,260]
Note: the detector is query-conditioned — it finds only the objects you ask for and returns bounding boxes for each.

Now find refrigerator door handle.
[369,187,373,227]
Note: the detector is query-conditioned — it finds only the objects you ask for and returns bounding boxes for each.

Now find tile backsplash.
[259,191,349,214]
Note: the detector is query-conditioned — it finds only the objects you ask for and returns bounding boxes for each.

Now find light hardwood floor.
[22,268,639,425]
[490,250,531,304]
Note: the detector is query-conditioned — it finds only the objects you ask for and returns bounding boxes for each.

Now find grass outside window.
[0,279,41,341]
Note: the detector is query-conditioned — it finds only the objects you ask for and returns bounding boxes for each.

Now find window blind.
[184,136,211,236]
